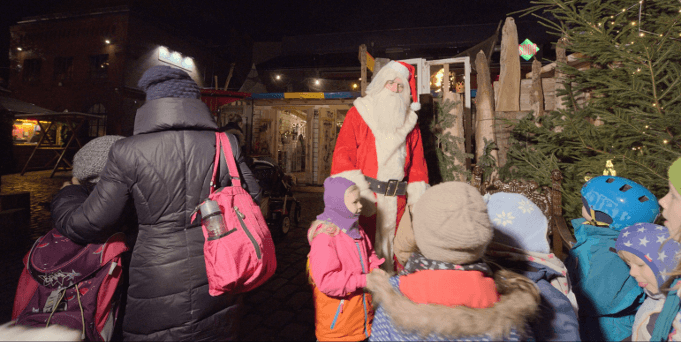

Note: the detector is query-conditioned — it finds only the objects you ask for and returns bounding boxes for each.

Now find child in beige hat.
[366,181,539,341]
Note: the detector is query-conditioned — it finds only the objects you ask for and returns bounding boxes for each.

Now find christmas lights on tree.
[502,0,681,222]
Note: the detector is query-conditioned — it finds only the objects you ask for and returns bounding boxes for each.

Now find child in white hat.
[484,192,579,341]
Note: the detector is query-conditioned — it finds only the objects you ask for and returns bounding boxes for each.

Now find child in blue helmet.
[616,223,681,341]
[564,175,660,341]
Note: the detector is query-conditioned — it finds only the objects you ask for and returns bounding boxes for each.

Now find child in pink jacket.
[308,176,384,341]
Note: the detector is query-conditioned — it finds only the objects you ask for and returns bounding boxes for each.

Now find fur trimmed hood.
[366,269,540,340]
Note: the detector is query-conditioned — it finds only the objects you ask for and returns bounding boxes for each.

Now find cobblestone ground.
[0,170,71,324]
[0,170,322,341]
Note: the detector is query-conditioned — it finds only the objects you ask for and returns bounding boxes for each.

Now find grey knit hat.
[137,65,200,101]
[72,135,125,183]
[412,181,493,264]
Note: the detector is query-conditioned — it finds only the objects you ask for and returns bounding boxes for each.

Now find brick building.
[8,6,239,137]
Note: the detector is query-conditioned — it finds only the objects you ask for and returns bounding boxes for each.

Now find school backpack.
[191,132,276,296]
[11,229,129,341]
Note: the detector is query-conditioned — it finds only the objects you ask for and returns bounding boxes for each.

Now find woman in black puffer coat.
[51,66,262,341]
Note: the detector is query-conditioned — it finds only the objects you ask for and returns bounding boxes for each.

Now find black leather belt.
[365,176,407,196]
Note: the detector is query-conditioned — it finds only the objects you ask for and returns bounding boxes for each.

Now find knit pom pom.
[411,102,421,111]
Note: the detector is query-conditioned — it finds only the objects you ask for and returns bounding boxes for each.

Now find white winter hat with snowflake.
[484,192,550,254]
[412,181,493,264]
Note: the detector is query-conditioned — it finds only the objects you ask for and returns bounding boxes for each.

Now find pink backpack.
[192,132,276,295]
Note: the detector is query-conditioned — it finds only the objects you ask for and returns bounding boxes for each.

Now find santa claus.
[330,60,429,272]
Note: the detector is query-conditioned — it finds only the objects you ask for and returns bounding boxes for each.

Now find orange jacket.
[312,286,373,341]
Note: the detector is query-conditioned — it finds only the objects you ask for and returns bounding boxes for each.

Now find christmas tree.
[503,0,681,222]
[422,94,473,184]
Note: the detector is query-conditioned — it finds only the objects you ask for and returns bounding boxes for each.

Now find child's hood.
[615,222,681,286]
[315,176,359,233]
[366,268,540,340]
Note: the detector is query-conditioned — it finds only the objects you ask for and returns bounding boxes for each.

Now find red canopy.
[200,89,251,113]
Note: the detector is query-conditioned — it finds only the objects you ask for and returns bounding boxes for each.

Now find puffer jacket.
[51,97,262,341]
[565,218,644,341]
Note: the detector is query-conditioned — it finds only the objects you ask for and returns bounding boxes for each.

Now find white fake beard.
[372,88,409,132]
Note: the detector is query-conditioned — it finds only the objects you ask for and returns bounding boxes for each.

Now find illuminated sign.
[158,46,194,70]
[518,39,540,61]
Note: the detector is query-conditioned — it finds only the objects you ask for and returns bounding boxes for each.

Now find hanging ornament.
[603,160,617,176]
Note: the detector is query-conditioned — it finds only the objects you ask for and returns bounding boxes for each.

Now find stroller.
[250,157,302,239]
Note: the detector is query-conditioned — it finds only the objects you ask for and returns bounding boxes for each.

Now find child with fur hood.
[484,192,580,341]
[308,176,385,341]
[366,182,540,341]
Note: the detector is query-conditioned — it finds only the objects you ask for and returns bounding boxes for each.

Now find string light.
[664,139,669,144]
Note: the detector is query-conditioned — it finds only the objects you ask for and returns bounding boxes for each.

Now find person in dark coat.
[51,65,262,341]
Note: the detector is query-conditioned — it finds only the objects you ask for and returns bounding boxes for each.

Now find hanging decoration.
[518,38,540,61]
[603,160,617,176]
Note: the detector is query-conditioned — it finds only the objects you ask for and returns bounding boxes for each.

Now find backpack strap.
[651,278,681,341]
[210,132,242,194]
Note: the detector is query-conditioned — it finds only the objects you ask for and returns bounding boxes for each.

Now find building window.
[53,56,73,81]
[23,58,42,84]
[88,103,107,137]
[89,54,109,79]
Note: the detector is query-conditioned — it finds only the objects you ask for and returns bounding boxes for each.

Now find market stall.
[13,112,106,177]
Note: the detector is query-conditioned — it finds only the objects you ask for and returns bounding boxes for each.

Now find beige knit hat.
[412,181,493,264]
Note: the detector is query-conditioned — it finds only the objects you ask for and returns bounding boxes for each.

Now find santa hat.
[386,61,421,111]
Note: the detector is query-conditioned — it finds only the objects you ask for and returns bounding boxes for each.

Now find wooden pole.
[443,64,450,94]
[224,63,236,90]
[359,44,367,97]
[475,50,498,175]
[531,59,544,124]
[442,65,467,182]
[496,17,520,112]
[214,75,218,90]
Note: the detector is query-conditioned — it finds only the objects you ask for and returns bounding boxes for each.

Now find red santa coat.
[330,100,428,271]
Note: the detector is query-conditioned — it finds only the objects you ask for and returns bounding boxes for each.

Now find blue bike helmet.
[581,176,660,231]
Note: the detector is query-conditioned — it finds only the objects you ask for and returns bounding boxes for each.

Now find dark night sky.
[0,0,538,83]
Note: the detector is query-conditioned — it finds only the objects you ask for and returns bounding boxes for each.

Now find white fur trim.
[387,61,409,80]
[375,193,398,272]
[411,102,421,111]
[407,181,429,205]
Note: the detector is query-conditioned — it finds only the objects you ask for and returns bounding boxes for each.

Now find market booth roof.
[3,96,106,178]
[0,95,54,114]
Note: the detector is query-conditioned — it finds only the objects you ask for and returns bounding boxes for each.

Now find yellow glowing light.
[105,39,111,44]
[433,68,444,88]
[352,83,358,89]
[645,125,649,128]
[603,160,617,176]
[275,75,281,80]
[653,103,657,106]
[632,22,636,26]
[16,47,22,51]
[640,33,645,37]
[664,140,669,144]
[315,80,320,85]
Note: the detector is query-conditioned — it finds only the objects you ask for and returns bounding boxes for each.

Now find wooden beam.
[223,63,236,90]
[359,44,367,97]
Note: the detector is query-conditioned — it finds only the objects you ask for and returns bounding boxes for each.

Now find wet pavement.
[0,170,323,341]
